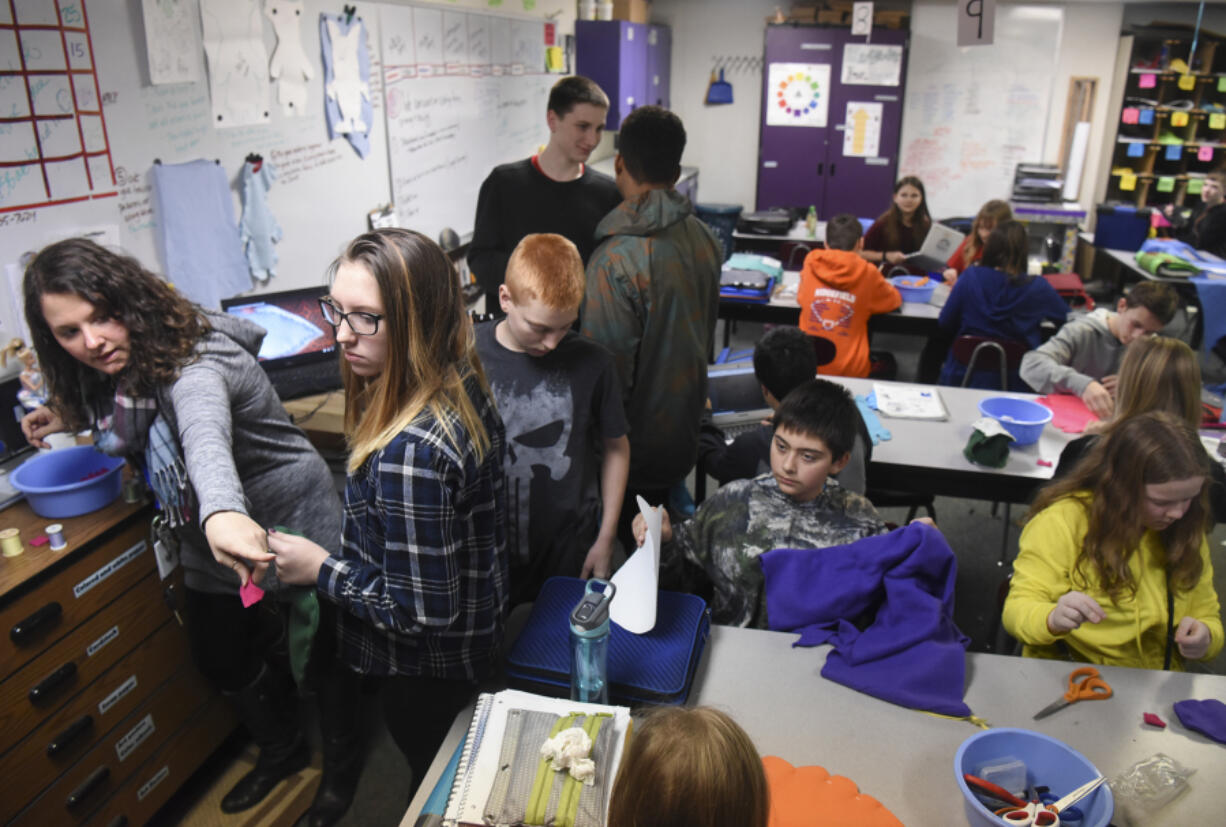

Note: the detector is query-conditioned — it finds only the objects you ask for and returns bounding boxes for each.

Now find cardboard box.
[612,0,650,23]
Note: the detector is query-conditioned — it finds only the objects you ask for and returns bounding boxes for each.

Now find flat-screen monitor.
[706,363,767,415]
[221,286,342,399]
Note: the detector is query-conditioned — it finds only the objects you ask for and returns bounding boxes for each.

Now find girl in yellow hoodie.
[1004,411,1223,670]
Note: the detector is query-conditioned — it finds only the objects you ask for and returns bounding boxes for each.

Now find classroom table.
[828,376,1073,505]
[400,625,1226,827]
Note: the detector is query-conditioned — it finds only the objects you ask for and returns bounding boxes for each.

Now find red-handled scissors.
[1033,666,1113,720]
[997,777,1106,827]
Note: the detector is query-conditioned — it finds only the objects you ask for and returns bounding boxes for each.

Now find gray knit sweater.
[157,311,342,595]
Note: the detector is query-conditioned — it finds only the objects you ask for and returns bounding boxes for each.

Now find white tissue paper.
[540,726,596,784]
[610,495,661,634]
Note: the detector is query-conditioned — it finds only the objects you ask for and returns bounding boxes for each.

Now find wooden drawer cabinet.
[0,621,191,822]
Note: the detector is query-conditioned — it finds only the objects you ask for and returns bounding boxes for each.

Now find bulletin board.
[897,3,1064,218]
[0,0,556,347]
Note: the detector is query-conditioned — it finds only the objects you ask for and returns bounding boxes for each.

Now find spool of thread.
[0,527,23,558]
[45,524,67,552]
[122,477,145,504]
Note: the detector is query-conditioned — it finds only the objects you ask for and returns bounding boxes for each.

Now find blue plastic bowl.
[955,728,1113,827]
[978,397,1053,446]
[889,275,937,302]
[11,446,126,518]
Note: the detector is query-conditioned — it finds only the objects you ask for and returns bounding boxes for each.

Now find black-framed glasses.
[318,298,383,336]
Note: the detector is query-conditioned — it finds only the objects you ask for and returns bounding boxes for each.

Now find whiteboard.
[898,3,1063,218]
[0,0,559,349]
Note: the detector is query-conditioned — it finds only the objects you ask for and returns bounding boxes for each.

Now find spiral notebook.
[442,689,633,827]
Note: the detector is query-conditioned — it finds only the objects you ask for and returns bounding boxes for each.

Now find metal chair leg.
[998,502,1012,566]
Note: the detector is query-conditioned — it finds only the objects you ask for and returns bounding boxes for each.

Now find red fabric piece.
[1038,394,1100,434]
[239,580,265,608]
[1143,712,1166,728]
[29,535,50,547]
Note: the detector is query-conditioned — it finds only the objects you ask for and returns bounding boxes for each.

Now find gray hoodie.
[1019,308,1121,395]
[159,310,342,595]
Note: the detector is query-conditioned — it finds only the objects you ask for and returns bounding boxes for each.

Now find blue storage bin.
[1095,205,1150,252]
[11,446,126,518]
[695,202,744,262]
[978,397,1053,446]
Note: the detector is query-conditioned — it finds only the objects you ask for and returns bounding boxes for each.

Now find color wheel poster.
[767,62,830,127]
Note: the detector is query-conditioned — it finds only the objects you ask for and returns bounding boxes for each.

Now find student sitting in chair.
[936,220,1069,390]
[635,378,887,629]
[940,199,1012,285]
[698,325,868,494]
[1019,280,1177,418]
[797,213,901,378]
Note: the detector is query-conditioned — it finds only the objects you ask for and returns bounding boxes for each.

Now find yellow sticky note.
[545,46,563,72]
[1157,176,1176,193]
[1120,173,1137,192]
[1210,113,1226,130]
[1171,111,1189,127]
[1179,74,1196,91]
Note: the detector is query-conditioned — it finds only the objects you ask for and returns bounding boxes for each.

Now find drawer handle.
[47,714,94,756]
[29,662,77,704]
[10,601,62,645]
[65,766,109,810]
[107,817,128,827]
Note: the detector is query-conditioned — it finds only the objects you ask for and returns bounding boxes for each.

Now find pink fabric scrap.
[1143,712,1166,728]
[1038,394,1100,434]
[239,579,265,608]
[1037,459,1053,467]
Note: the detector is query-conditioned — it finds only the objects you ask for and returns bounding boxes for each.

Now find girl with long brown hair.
[1003,411,1222,670]
[941,198,1012,284]
[860,175,932,272]
[267,229,509,807]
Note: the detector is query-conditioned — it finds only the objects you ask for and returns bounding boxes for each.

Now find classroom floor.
[160,321,1226,827]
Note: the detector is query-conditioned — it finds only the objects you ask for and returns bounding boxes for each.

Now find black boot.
[220,663,311,814]
[294,669,366,827]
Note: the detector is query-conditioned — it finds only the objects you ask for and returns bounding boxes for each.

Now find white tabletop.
[772,269,943,319]
[402,625,1225,826]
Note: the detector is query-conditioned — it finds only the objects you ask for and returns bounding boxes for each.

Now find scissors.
[1033,666,1113,720]
[964,774,1026,809]
[997,777,1106,827]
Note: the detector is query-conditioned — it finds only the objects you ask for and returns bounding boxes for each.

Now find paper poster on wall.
[141,0,202,85]
[265,0,313,116]
[841,44,901,86]
[843,102,882,158]
[321,12,373,158]
[851,2,873,37]
[766,63,831,128]
[200,0,272,127]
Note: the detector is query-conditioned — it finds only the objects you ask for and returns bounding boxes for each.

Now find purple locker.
[576,20,649,131]
[647,25,671,109]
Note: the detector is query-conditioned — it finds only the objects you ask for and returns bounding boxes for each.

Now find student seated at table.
[608,706,768,827]
[936,220,1069,390]
[797,213,901,378]
[697,325,868,494]
[1003,411,1223,670]
[1018,280,1177,418]
[474,233,629,601]
[941,199,1012,285]
[635,378,886,628]
[1053,336,1226,524]
[860,175,932,275]
[1167,170,1226,258]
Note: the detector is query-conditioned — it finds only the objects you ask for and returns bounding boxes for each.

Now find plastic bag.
[1108,753,1196,826]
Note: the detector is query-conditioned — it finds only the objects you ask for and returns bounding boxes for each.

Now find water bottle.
[569,579,616,704]
[806,205,818,239]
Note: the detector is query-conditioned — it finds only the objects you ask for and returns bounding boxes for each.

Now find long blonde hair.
[965,199,1013,264]
[332,229,492,472]
[1109,336,1202,429]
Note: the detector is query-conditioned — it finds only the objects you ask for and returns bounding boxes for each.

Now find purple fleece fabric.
[1173,699,1226,744]
[760,521,972,717]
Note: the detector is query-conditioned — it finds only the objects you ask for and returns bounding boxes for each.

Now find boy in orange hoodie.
[798,213,902,377]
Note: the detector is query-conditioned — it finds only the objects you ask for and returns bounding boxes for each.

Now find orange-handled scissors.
[1033,666,1113,720]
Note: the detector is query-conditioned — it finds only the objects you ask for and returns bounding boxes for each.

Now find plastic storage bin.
[977,397,1053,446]
[1094,205,1151,252]
[695,203,743,262]
[11,446,126,518]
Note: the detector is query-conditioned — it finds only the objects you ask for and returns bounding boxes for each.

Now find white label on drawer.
[866,157,891,165]
[99,675,137,716]
[874,94,899,102]
[74,540,148,599]
[116,713,155,762]
[763,161,779,168]
[137,765,169,801]
[86,625,119,657]
[801,43,832,50]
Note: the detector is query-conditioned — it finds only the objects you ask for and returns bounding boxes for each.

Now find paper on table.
[872,383,949,420]
[610,496,660,634]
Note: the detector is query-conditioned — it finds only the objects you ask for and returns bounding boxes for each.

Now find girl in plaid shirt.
[270,229,510,807]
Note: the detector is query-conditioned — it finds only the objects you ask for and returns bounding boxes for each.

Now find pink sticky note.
[1122,107,1140,124]
[1038,394,1100,434]
[1199,144,1214,162]
[1139,73,1157,89]
[239,580,265,608]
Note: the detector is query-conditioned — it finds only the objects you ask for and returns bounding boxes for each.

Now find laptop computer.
[221,286,343,401]
[903,223,965,272]
[707,363,772,438]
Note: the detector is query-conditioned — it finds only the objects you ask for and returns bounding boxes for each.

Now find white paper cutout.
[325,18,369,133]
[141,0,203,84]
[265,0,312,116]
[200,0,271,127]
[609,496,661,635]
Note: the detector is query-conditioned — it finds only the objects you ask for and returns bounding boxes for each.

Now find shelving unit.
[1106,27,1226,210]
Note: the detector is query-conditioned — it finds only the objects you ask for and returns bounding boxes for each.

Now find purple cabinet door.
[824,28,909,220]
[646,25,671,109]
[576,21,649,130]
[756,26,839,211]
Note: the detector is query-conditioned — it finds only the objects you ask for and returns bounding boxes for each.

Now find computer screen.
[706,364,767,415]
[221,286,337,367]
